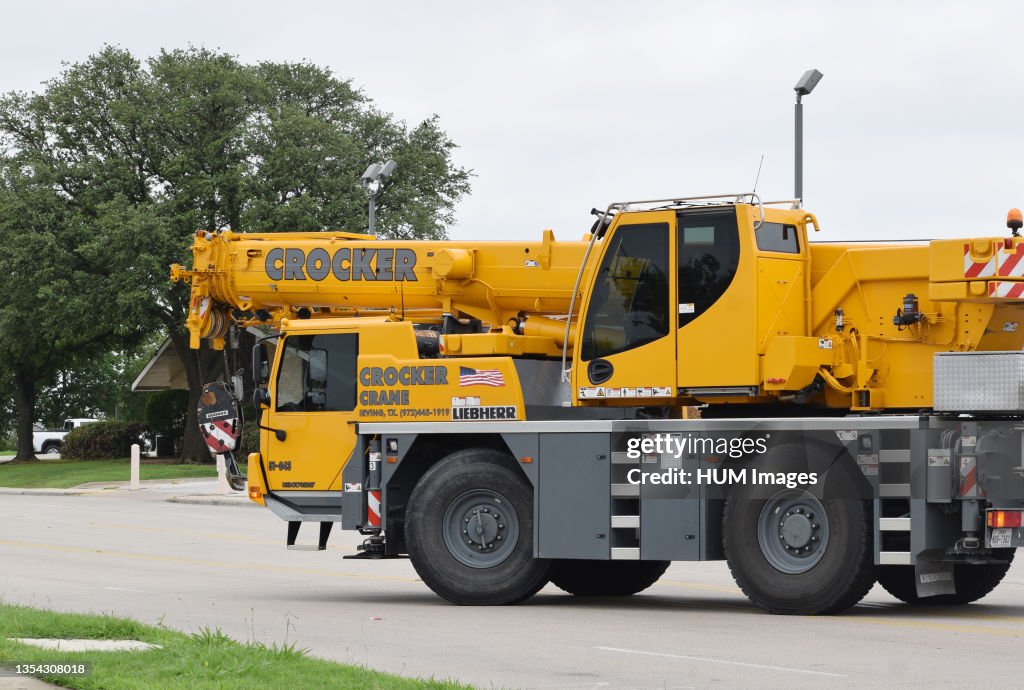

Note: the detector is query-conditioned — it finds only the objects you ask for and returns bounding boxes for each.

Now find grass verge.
[0,459,217,489]
[0,602,470,689]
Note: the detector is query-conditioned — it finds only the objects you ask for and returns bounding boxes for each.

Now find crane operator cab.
[571,195,817,408]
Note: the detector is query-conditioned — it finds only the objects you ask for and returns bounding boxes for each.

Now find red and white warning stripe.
[960,455,981,498]
[202,419,237,452]
[367,490,382,527]
[998,243,1024,277]
[964,243,996,278]
[988,281,1024,299]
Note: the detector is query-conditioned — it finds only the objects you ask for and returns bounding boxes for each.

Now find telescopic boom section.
[170,229,593,352]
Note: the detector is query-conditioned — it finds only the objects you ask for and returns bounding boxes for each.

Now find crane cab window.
[677,210,740,328]
[581,222,670,361]
[755,222,800,254]
[276,333,357,412]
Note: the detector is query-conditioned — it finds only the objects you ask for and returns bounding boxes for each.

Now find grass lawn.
[0,459,218,489]
[0,602,469,689]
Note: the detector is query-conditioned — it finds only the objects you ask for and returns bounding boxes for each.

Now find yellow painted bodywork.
[172,203,1024,493]
[258,319,525,491]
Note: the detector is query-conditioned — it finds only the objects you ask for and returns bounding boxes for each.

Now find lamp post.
[794,69,823,202]
[360,159,397,234]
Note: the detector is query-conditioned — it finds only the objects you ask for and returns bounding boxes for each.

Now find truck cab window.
[755,222,800,254]
[581,222,670,361]
[677,210,740,328]
[275,333,358,412]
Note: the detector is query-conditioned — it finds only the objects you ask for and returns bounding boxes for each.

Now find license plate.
[991,528,1013,548]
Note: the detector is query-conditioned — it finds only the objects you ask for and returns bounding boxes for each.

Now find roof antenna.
[752,154,765,195]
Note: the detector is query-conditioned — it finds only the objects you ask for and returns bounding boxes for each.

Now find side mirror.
[252,343,269,388]
[589,209,613,238]
[253,388,271,409]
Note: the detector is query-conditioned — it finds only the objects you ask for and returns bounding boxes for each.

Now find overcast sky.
[2,1,1023,243]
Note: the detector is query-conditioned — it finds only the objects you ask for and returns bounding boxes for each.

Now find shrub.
[232,403,258,458]
[62,421,150,461]
[239,417,260,458]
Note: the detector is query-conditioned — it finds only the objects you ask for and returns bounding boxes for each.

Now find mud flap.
[914,560,956,597]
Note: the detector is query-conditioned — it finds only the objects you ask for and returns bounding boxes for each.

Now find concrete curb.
[72,478,214,490]
[0,670,65,688]
[0,487,92,496]
[166,495,256,508]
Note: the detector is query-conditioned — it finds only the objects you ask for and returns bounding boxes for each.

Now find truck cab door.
[263,332,359,491]
[573,211,677,402]
[675,207,751,390]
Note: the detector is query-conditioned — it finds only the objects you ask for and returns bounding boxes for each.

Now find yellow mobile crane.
[174,195,1024,613]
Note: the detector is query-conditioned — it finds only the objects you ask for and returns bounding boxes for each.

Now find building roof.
[131,339,188,391]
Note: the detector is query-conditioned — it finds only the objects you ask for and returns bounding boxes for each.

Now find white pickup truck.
[32,418,99,455]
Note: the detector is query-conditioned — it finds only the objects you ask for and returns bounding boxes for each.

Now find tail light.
[987,510,1022,528]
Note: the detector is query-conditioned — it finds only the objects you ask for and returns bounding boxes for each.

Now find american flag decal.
[459,366,505,387]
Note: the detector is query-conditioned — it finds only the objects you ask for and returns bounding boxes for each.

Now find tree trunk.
[168,328,225,463]
[12,367,37,461]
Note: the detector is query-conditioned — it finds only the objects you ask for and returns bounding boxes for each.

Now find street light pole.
[793,69,823,203]
[795,92,803,201]
[361,159,397,235]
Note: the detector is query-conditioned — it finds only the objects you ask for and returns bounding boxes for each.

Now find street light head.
[794,69,823,96]
[380,160,397,178]
[361,163,383,183]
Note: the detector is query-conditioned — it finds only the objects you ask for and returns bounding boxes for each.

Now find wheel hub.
[443,489,520,569]
[780,509,815,549]
[757,490,829,574]
[463,506,503,551]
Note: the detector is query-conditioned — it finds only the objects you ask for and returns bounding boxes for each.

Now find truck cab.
[572,197,815,407]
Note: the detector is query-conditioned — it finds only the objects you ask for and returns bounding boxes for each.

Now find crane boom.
[172,228,593,352]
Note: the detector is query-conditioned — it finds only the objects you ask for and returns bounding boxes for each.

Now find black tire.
[549,559,670,596]
[405,448,549,605]
[41,442,61,456]
[722,442,876,614]
[878,551,1015,605]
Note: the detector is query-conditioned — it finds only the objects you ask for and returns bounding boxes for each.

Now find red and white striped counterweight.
[197,382,241,457]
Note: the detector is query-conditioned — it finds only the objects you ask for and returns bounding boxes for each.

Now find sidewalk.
[0,475,254,507]
[0,672,64,689]
[0,454,53,464]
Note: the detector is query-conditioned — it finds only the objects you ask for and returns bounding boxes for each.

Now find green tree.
[0,370,13,441]
[0,156,154,460]
[34,338,163,428]
[0,46,470,460]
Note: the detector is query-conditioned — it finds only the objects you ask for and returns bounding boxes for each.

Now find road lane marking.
[104,586,158,595]
[843,616,1024,637]
[0,539,419,584]
[595,646,846,678]
[86,521,353,552]
[655,579,742,594]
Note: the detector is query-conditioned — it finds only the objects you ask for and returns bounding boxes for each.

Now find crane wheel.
[878,552,1014,605]
[549,559,669,596]
[722,442,876,614]
[405,448,549,605]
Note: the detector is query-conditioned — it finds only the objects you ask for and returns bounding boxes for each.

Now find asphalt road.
[3,491,1024,689]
